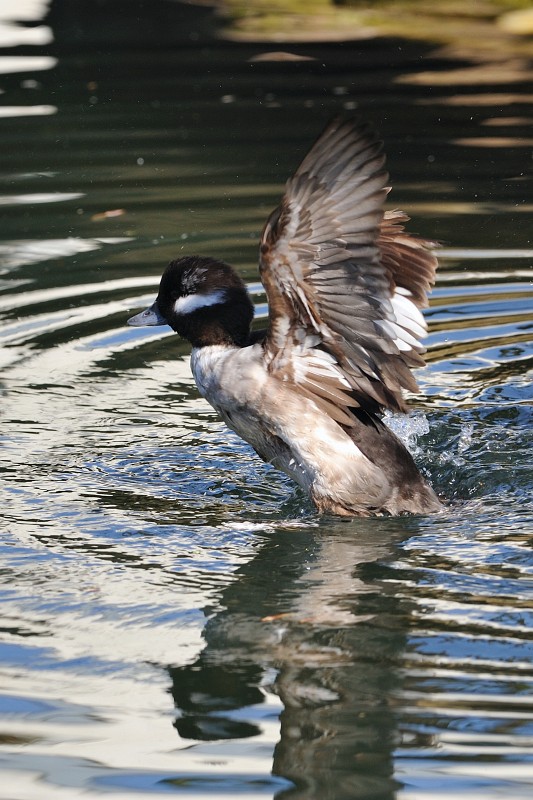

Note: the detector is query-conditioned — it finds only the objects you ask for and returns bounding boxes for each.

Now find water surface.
[1,2,533,798]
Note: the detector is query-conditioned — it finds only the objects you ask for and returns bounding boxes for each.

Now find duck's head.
[128,256,254,347]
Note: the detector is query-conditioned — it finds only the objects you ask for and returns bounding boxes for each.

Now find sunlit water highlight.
[1,3,533,798]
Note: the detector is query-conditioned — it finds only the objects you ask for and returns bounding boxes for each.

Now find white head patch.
[173,289,227,316]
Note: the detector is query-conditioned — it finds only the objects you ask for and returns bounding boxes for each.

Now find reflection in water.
[169,520,416,799]
[1,0,533,798]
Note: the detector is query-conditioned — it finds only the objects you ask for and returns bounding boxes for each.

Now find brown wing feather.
[379,209,439,307]
[259,117,438,418]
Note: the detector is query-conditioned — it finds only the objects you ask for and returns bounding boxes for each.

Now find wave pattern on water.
[1,8,533,797]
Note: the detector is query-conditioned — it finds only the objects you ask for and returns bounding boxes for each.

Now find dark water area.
[1,1,533,798]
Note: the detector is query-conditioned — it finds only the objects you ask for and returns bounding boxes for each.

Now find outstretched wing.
[259,117,437,424]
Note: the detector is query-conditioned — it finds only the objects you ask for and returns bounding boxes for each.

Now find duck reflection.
[168,516,419,799]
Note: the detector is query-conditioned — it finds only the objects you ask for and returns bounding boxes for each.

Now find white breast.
[189,343,387,510]
[190,343,267,409]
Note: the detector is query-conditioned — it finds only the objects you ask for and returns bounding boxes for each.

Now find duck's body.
[129,118,442,516]
[190,343,439,516]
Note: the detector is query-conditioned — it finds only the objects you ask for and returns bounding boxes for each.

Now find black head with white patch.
[128,256,254,347]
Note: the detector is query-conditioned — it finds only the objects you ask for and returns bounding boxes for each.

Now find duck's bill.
[127,301,167,327]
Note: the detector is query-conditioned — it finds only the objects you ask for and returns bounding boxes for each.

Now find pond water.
[1,2,533,799]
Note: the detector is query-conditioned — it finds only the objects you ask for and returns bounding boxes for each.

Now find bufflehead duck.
[128,118,442,516]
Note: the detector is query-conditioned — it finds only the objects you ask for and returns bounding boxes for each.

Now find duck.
[128,117,442,516]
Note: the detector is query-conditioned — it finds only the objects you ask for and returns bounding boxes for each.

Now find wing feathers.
[259,117,438,420]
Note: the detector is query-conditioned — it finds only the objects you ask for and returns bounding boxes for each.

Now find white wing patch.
[293,340,352,389]
[173,289,226,316]
[389,289,427,352]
